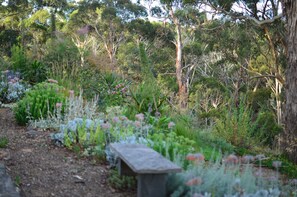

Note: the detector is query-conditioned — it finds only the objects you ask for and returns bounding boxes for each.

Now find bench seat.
[110,143,182,197]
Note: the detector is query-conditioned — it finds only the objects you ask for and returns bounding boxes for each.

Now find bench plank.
[110,143,182,174]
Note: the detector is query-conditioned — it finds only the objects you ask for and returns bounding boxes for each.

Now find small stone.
[26,130,38,139]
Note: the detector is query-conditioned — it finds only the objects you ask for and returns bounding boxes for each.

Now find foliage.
[14,82,66,125]
[247,88,272,111]
[46,61,81,92]
[147,131,195,168]
[30,91,99,130]
[108,169,136,191]
[273,157,297,179]
[127,80,166,117]
[44,37,80,67]
[11,45,27,72]
[0,70,30,103]
[10,45,47,84]
[50,110,154,158]
[23,60,47,84]
[252,111,283,146]
[0,136,9,148]
[167,154,296,197]
[94,72,129,110]
[213,100,256,148]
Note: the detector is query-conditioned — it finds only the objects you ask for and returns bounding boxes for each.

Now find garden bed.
[0,107,135,197]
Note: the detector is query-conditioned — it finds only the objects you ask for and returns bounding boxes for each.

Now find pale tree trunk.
[275,78,282,124]
[170,9,188,109]
[264,26,284,125]
[281,0,297,163]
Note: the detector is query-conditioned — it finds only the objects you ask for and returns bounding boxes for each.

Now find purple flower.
[134,121,142,128]
[56,103,62,108]
[69,90,74,97]
[135,113,144,121]
[112,116,121,123]
[155,111,161,118]
[101,122,111,129]
[168,121,175,129]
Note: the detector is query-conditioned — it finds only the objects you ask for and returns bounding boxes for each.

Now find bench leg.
[137,174,167,197]
[118,158,136,176]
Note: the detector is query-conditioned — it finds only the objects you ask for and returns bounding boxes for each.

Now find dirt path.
[0,108,135,197]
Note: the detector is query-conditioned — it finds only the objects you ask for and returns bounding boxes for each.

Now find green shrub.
[11,45,27,72]
[10,45,47,84]
[95,72,129,110]
[23,60,47,84]
[127,80,166,117]
[147,132,195,168]
[0,136,9,148]
[247,88,272,111]
[213,100,256,148]
[252,111,283,146]
[14,82,66,125]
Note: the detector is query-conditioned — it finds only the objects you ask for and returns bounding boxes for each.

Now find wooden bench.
[109,143,182,197]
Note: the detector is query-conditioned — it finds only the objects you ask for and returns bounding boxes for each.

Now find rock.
[0,163,20,197]
[26,129,38,139]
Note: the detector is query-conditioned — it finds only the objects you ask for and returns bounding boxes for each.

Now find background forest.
[1,0,297,196]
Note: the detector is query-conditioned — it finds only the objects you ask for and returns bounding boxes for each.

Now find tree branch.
[204,1,283,27]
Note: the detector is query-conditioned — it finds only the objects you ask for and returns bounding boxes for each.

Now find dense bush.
[214,100,255,148]
[148,132,195,168]
[94,72,129,109]
[11,45,27,72]
[10,45,47,84]
[127,80,166,117]
[252,111,283,146]
[23,60,47,84]
[14,82,66,125]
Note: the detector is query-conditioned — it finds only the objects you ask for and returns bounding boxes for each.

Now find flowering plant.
[0,70,30,104]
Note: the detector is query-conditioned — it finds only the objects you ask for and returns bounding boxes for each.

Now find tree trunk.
[170,9,188,109]
[281,0,297,163]
[275,78,282,124]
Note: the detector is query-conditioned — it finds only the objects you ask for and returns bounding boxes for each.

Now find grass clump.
[0,136,9,148]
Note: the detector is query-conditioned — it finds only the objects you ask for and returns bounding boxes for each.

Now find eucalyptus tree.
[280,0,297,163]
[67,0,147,71]
[141,0,208,109]
[204,0,297,162]
[204,0,285,125]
